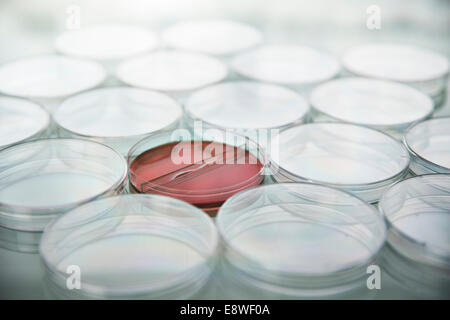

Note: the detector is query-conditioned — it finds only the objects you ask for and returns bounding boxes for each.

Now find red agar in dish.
[129,141,264,214]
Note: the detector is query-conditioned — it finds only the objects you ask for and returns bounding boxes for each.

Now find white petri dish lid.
[0,96,50,149]
[342,43,449,83]
[231,45,340,85]
[55,24,159,61]
[116,50,227,92]
[0,55,106,99]
[310,77,433,129]
[40,194,218,299]
[162,19,262,56]
[185,81,309,130]
[379,174,450,268]
[0,139,127,231]
[271,123,410,202]
[404,117,450,174]
[217,183,386,295]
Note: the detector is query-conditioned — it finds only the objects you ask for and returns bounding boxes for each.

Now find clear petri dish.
[379,174,450,270]
[116,50,227,98]
[127,129,266,215]
[216,183,386,298]
[310,77,434,137]
[161,19,262,57]
[53,87,182,156]
[0,139,127,231]
[270,123,410,202]
[230,45,340,88]
[40,194,218,299]
[404,117,450,174]
[0,96,50,150]
[342,44,450,107]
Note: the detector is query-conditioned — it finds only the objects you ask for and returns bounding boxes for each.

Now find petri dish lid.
[40,194,218,299]
[0,96,50,149]
[0,139,127,231]
[379,174,450,268]
[0,55,106,99]
[342,43,450,83]
[217,183,386,286]
[231,45,340,85]
[55,24,159,61]
[404,117,450,173]
[310,77,433,129]
[185,81,310,130]
[116,50,227,92]
[161,19,262,56]
[270,123,410,202]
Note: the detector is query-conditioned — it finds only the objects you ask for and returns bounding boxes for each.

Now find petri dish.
[379,174,450,270]
[161,19,262,57]
[230,45,340,88]
[185,81,310,133]
[40,194,218,299]
[55,24,159,62]
[116,50,227,97]
[310,77,434,136]
[216,183,386,298]
[404,117,450,174]
[270,123,410,202]
[0,139,127,231]
[342,44,450,107]
[127,129,266,215]
[0,96,50,150]
[53,87,183,156]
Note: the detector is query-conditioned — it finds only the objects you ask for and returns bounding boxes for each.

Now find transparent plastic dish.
[310,77,434,137]
[40,194,218,299]
[54,87,182,155]
[379,174,450,270]
[216,183,386,298]
[127,129,266,215]
[270,123,410,202]
[230,45,340,88]
[161,19,262,57]
[404,117,450,174]
[0,139,127,231]
[342,44,449,107]
[0,96,50,150]
[116,50,227,98]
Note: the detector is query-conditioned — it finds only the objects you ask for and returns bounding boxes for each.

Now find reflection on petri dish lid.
[379,174,450,269]
[310,77,433,132]
[0,55,106,99]
[162,19,262,56]
[217,183,386,297]
[270,123,410,202]
[54,87,182,155]
[185,81,310,130]
[0,96,50,149]
[55,24,159,61]
[0,139,127,231]
[231,45,340,86]
[116,50,227,93]
[40,194,218,299]
[404,117,450,174]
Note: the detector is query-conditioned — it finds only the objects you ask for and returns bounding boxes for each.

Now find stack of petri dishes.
[270,123,410,203]
[403,117,450,175]
[40,194,218,299]
[310,77,434,138]
[216,183,386,299]
[342,43,450,108]
[379,174,450,298]
[53,87,183,156]
[127,129,266,215]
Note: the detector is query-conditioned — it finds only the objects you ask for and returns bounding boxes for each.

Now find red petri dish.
[128,132,265,215]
